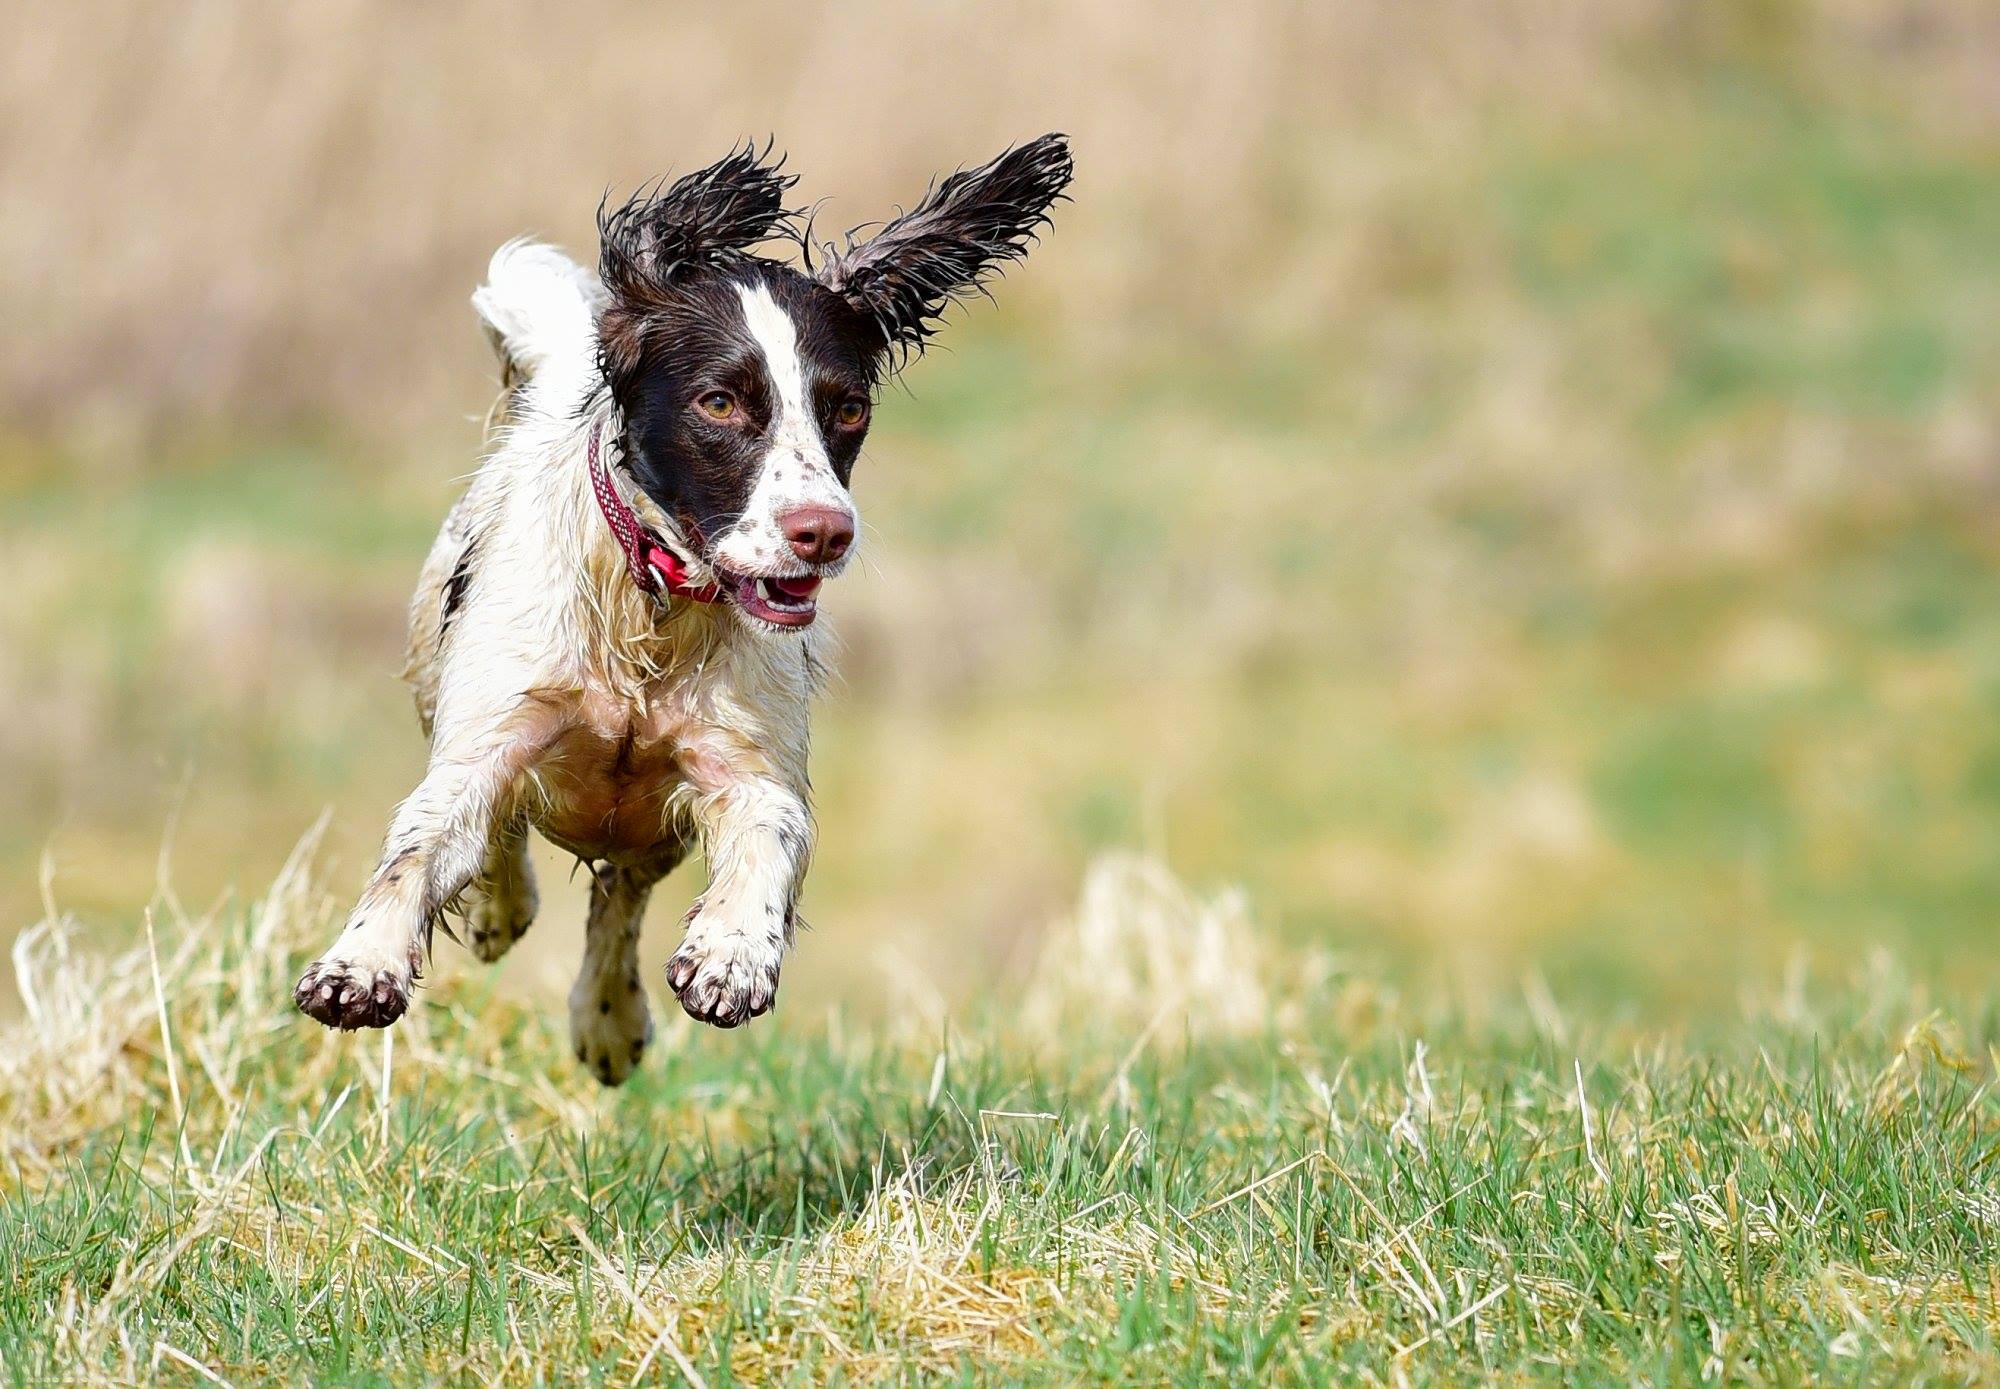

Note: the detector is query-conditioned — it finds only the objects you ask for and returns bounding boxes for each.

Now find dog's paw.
[666,927,781,1029]
[570,976,652,1087]
[294,954,412,1030]
[466,883,538,963]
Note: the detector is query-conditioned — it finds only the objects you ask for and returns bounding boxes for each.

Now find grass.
[6,836,2000,1384]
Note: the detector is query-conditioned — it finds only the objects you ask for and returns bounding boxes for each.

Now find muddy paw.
[570,979,652,1086]
[573,1031,651,1087]
[466,886,538,963]
[666,936,781,1029]
[294,957,412,1030]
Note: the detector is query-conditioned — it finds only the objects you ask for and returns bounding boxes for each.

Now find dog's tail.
[472,239,605,396]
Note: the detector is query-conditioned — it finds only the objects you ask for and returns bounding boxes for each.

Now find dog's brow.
[709,351,768,387]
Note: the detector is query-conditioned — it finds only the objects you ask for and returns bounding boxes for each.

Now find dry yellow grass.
[6,0,2000,1057]
[7,831,2000,1382]
[5,0,1995,452]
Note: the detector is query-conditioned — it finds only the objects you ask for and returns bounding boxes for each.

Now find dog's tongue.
[770,576,822,601]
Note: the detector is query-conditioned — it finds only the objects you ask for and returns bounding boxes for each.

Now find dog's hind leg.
[464,814,538,963]
[570,845,683,1086]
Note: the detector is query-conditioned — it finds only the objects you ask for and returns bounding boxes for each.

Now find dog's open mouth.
[724,570,823,628]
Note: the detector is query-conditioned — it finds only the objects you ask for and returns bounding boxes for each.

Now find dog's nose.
[780,507,854,565]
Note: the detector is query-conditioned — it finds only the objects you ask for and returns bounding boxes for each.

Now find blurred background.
[3,0,1997,1019]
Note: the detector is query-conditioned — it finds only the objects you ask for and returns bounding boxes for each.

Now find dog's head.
[596,136,1071,632]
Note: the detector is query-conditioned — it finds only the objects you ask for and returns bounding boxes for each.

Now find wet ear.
[599,143,797,296]
[818,133,1072,363]
[598,144,797,391]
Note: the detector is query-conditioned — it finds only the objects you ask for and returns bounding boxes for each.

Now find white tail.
[472,239,604,386]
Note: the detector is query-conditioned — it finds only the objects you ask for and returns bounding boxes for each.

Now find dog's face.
[612,264,877,629]
[597,138,1072,633]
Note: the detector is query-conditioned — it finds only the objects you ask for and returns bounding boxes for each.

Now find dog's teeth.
[757,579,774,603]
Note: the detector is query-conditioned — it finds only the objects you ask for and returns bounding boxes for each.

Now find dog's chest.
[529,687,738,862]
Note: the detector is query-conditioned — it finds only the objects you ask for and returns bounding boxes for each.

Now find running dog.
[293,136,1072,1083]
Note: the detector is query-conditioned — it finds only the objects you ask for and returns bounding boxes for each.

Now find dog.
[291,136,1070,1082]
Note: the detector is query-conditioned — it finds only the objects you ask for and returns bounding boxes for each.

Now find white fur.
[569,863,657,1085]
[711,283,860,577]
[295,244,817,1050]
[472,239,606,383]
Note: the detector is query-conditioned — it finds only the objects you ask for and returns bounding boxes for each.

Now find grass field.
[8,2,2000,1381]
[6,836,2000,1383]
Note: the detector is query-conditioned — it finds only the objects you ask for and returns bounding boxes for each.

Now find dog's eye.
[834,398,869,429]
[695,391,737,421]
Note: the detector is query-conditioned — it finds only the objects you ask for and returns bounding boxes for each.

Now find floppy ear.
[598,144,797,391]
[599,143,797,298]
[819,133,1072,363]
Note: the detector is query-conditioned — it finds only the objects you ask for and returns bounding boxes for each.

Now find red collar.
[587,429,721,604]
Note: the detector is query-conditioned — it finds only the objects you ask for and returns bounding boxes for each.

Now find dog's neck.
[587,425,719,604]
[558,405,737,701]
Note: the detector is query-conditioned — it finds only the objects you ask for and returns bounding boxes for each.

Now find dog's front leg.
[295,703,556,1029]
[667,775,810,1028]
